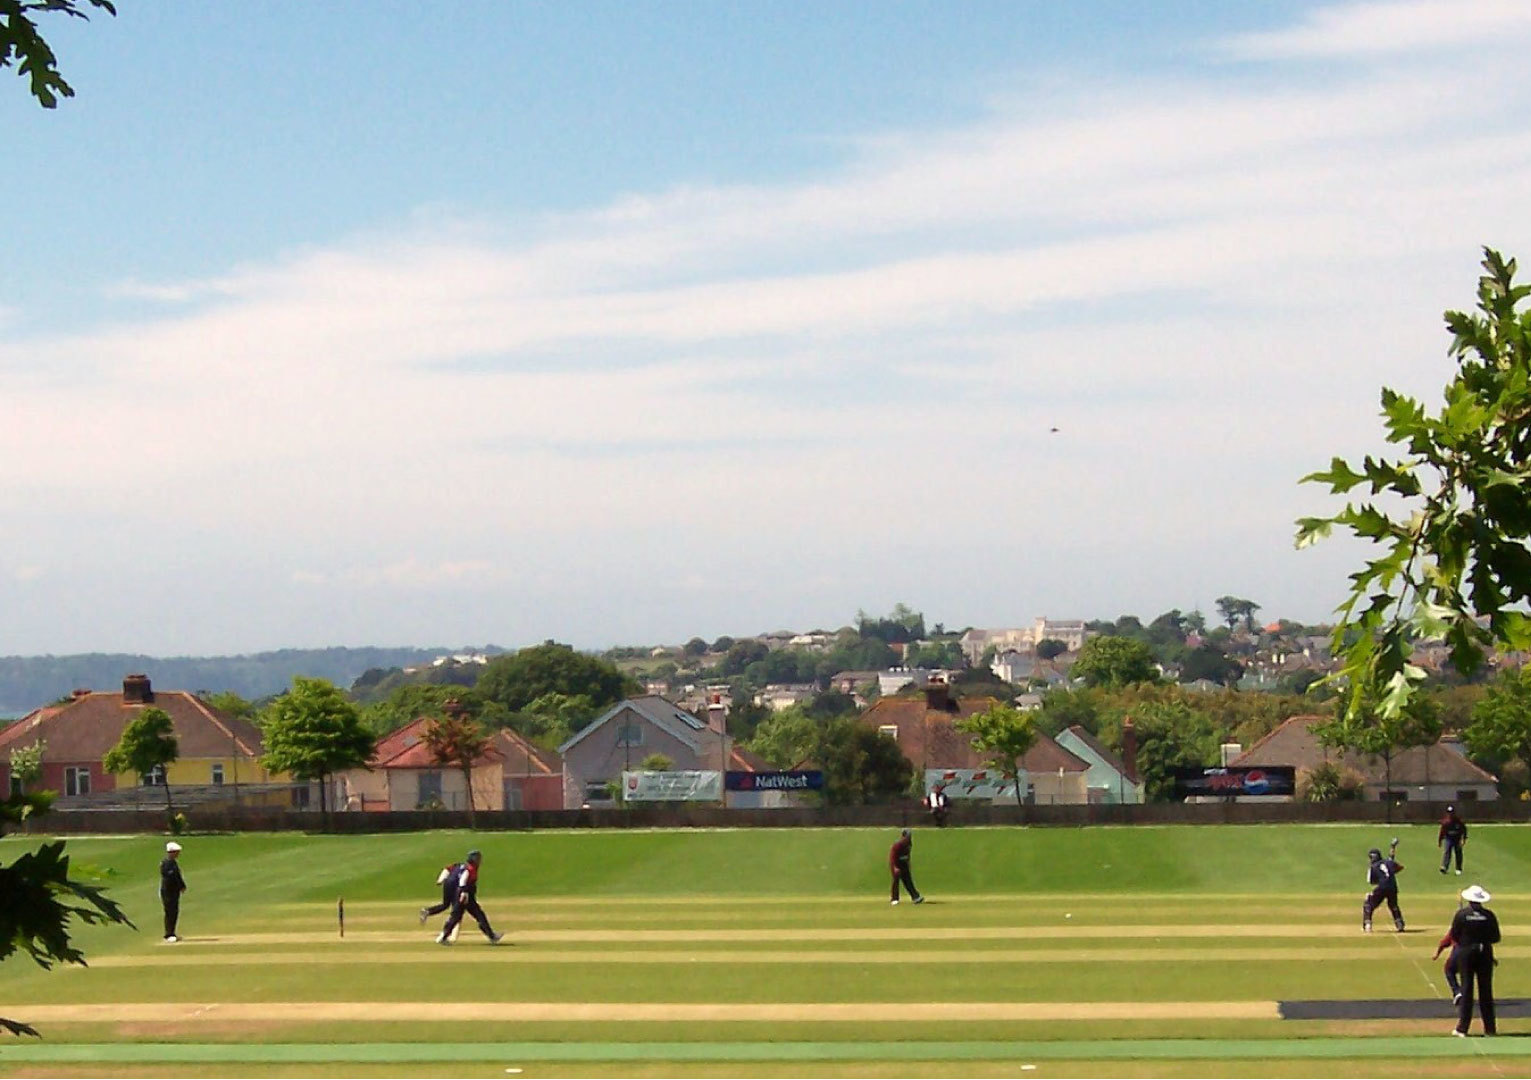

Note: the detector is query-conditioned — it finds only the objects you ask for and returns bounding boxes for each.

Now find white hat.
[165,841,182,853]
[1461,884,1491,904]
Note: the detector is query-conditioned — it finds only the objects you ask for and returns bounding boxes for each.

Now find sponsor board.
[1171,766,1296,799]
[924,768,1028,801]
[621,770,723,802]
[725,770,824,792]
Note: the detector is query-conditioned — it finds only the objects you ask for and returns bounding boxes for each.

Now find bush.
[169,812,189,835]
[1297,761,1365,802]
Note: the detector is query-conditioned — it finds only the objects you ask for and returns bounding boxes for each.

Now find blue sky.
[4,0,1531,654]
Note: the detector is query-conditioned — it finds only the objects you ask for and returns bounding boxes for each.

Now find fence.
[30,797,1529,835]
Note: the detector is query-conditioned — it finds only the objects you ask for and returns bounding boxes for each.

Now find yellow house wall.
[160,757,284,787]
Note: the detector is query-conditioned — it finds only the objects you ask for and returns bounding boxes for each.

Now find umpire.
[1450,884,1500,1037]
[159,841,187,943]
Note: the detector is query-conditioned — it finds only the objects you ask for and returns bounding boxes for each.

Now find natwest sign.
[725,770,824,792]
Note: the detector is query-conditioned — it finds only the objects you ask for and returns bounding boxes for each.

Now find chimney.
[923,677,953,712]
[1121,717,1138,780]
[707,693,727,734]
[122,674,153,705]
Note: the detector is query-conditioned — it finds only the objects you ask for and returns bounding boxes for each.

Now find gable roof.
[1233,714,1498,786]
[1060,724,1137,782]
[0,683,264,764]
[860,694,1089,774]
[370,715,504,770]
[558,696,709,755]
[490,728,562,776]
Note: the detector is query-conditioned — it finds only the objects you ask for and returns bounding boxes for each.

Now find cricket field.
[3,822,1530,1077]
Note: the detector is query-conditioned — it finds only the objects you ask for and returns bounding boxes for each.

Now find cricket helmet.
[1368,848,1382,861]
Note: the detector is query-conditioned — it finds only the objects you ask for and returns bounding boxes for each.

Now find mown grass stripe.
[0,1038,1523,1064]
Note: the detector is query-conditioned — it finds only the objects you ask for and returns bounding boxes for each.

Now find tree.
[682,637,708,660]
[2,0,114,108]
[476,642,635,714]
[638,753,674,771]
[1035,638,1069,661]
[204,691,256,719]
[1298,248,1531,721]
[815,717,914,805]
[1178,644,1244,687]
[1070,636,1159,689]
[745,707,819,768]
[710,635,735,654]
[1312,691,1442,808]
[957,703,1038,809]
[1462,665,1531,783]
[259,677,375,819]
[1215,596,1261,633]
[9,739,44,794]
[0,790,132,1036]
[102,707,179,816]
[421,701,491,826]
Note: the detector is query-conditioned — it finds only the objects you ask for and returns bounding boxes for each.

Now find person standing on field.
[1450,884,1500,1037]
[889,828,923,905]
[160,841,187,943]
[437,849,504,945]
[1362,847,1404,932]
[1439,805,1468,875]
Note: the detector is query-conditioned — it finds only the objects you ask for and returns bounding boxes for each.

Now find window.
[142,764,166,787]
[418,771,443,805]
[878,725,899,740]
[615,723,644,747]
[1456,789,1480,802]
[211,763,225,785]
[65,767,90,797]
[9,774,22,797]
[585,779,614,802]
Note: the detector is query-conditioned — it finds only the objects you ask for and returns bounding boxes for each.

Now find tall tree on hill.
[1298,249,1531,721]
[1070,636,1159,689]
[1216,597,1261,633]
[422,700,491,827]
[476,642,635,714]
[102,707,179,817]
[259,677,375,822]
[958,703,1038,810]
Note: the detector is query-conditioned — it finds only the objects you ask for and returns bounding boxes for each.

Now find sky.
[4,0,1531,656]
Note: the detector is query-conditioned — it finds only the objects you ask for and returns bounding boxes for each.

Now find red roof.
[371,715,503,770]
[0,683,263,763]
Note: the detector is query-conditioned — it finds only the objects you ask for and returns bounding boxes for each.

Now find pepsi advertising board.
[1171,766,1296,799]
[725,770,824,792]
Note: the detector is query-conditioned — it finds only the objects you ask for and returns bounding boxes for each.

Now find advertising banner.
[725,770,824,792]
[924,768,1027,801]
[1171,766,1296,799]
[622,770,723,802]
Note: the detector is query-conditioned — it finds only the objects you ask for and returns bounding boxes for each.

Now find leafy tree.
[804,689,858,720]
[1035,638,1069,661]
[421,702,491,825]
[710,635,735,654]
[1098,699,1219,801]
[2,0,114,108]
[476,642,635,714]
[1178,644,1244,686]
[204,691,256,720]
[259,677,375,819]
[1297,761,1365,802]
[957,703,1038,808]
[682,637,708,660]
[515,691,597,748]
[905,640,964,669]
[1215,596,1261,633]
[815,718,914,805]
[745,707,819,768]
[1463,665,1531,784]
[1312,691,1442,800]
[358,683,502,737]
[725,697,771,741]
[1070,636,1159,689]
[1298,248,1531,721]
[720,639,771,676]
[9,739,44,794]
[638,753,674,771]
[856,604,925,644]
[0,790,132,1035]
[102,707,179,815]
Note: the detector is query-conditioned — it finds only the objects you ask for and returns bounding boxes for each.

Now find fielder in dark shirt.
[1362,848,1403,932]
[1439,807,1468,875]
[437,850,503,945]
[889,828,922,905]
[159,841,187,942]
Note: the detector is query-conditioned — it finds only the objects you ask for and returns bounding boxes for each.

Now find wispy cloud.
[1220,0,1531,60]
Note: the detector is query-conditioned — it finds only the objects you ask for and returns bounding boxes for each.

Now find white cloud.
[1221,0,1531,60]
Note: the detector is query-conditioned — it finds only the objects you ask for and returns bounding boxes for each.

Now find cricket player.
[436,849,504,945]
[159,841,187,943]
[889,828,923,905]
[1433,927,1463,1004]
[1362,846,1404,932]
[1439,805,1468,875]
[419,859,463,924]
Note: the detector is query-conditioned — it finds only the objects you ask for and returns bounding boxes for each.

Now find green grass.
[3,823,1529,1077]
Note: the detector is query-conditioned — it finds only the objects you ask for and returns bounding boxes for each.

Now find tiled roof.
[490,728,562,776]
[1233,714,1498,786]
[370,715,504,770]
[0,686,263,763]
[860,695,1089,773]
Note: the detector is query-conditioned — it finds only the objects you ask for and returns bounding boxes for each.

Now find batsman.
[1362,837,1405,933]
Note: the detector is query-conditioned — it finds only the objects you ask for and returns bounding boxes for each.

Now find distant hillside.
[0,647,494,716]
